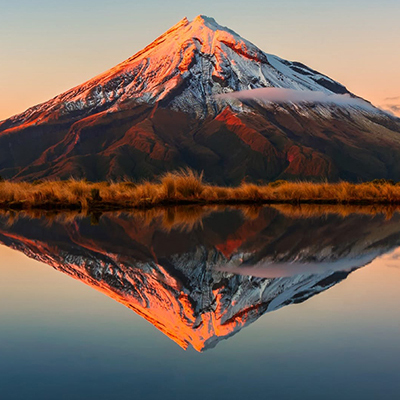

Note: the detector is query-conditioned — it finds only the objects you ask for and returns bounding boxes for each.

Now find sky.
[0,0,399,120]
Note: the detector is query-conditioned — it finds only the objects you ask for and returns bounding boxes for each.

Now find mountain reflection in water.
[1,205,400,352]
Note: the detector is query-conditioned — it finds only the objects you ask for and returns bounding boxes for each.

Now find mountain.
[1,15,400,183]
[1,207,399,351]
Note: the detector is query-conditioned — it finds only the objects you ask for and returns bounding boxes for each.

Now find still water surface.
[0,206,399,400]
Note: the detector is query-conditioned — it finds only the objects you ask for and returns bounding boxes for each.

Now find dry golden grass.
[1,170,400,211]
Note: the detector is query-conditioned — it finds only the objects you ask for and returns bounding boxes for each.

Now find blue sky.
[1,0,399,118]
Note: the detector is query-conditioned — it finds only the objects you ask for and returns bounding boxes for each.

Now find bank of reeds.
[1,170,400,211]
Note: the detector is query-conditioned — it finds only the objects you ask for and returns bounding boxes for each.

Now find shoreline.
[3,197,400,213]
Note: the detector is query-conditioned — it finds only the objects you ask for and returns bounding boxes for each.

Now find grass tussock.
[2,170,400,212]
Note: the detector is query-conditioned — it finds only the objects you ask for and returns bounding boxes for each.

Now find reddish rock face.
[1,102,399,184]
[1,15,400,183]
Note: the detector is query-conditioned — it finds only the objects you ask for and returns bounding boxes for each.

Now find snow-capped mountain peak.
[9,15,355,124]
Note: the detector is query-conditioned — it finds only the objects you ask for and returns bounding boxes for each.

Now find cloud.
[379,97,400,117]
[387,104,400,112]
[384,96,400,101]
[215,87,376,111]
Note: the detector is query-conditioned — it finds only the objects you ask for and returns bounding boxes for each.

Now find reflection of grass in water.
[270,204,397,219]
[0,203,399,232]
[2,170,400,212]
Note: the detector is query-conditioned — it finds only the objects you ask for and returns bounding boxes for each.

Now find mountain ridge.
[1,15,400,183]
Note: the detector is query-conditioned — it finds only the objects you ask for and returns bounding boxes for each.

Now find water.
[0,206,399,400]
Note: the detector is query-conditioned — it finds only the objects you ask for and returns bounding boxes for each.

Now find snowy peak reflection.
[0,205,400,352]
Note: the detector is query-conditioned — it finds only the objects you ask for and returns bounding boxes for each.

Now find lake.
[0,205,399,400]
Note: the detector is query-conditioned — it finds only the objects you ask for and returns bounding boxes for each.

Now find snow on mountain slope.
[5,15,365,126]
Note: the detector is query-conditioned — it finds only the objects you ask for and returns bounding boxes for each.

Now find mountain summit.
[1,16,400,183]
